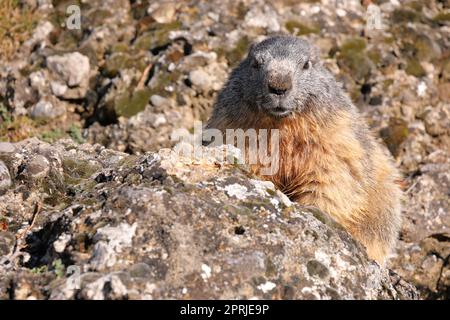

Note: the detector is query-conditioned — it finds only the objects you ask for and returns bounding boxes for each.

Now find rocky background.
[0,0,448,299]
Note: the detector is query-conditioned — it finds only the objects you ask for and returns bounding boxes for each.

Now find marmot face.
[242,36,321,118]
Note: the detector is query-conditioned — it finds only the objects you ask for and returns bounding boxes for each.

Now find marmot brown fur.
[205,36,402,264]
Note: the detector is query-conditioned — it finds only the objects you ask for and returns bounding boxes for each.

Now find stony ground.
[0,0,449,299]
[0,139,419,299]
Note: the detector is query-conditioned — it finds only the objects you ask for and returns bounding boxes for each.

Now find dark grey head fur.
[208,35,355,127]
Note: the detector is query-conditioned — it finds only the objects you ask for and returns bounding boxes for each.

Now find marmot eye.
[251,58,261,69]
[303,60,311,70]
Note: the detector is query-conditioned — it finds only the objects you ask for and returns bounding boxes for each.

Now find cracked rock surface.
[0,139,418,300]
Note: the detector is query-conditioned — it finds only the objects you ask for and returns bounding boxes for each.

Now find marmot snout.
[206,36,402,264]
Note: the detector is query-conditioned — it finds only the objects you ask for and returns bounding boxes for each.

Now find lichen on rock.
[0,139,419,300]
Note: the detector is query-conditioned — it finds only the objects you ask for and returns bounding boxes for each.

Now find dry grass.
[0,0,39,61]
[0,108,37,142]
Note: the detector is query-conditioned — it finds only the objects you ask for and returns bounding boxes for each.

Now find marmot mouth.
[268,107,292,118]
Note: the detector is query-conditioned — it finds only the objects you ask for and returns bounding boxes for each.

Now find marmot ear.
[248,36,264,54]
[248,42,257,55]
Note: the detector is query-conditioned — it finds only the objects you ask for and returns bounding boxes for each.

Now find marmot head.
[237,35,325,118]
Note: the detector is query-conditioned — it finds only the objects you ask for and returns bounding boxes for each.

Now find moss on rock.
[285,20,320,36]
[103,52,147,78]
[391,8,422,24]
[405,58,426,77]
[134,21,182,51]
[114,89,152,118]
[337,38,372,82]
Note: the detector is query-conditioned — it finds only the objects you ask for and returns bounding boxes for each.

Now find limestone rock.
[0,139,418,300]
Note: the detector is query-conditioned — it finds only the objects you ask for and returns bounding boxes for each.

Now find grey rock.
[244,4,280,32]
[9,78,38,114]
[401,150,450,242]
[46,52,90,88]
[0,142,15,154]
[0,140,419,300]
[29,70,50,95]
[0,161,12,193]
[186,61,227,93]
[189,69,211,91]
[50,81,68,97]
[388,150,450,299]
[25,155,50,179]
[26,21,54,46]
[150,95,171,108]
[148,2,177,24]
[422,104,450,137]
[29,96,66,120]
[0,232,15,256]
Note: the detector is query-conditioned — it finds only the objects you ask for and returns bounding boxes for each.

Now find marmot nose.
[267,72,292,96]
